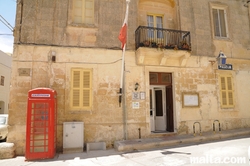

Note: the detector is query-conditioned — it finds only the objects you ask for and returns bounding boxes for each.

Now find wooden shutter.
[71,69,92,109]
[227,77,234,106]
[84,0,94,24]
[73,0,83,23]
[82,71,91,107]
[72,70,81,107]
[219,75,234,108]
[73,0,94,24]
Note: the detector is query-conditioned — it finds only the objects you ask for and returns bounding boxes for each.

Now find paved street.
[0,136,250,166]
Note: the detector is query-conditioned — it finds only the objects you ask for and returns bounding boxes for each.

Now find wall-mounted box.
[63,122,84,153]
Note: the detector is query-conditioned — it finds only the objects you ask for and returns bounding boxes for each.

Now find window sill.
[219,107,237,111]
[68,110,92,114]
[68,23,97,29]
[213,36,232,42]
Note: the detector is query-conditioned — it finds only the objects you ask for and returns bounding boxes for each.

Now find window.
[147,14,163,39]
[73,0,94,24]
[70,69,92,110]
[211,5,228,38]
[149,72,172,85]
[0,76,4,86]
[219,74,234,108]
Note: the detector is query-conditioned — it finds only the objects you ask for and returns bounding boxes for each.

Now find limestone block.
[86,142,106,152]
[0,143,15,159]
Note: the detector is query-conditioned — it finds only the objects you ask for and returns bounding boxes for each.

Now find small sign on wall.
[18,68,31,76]
[140,92,145,100]
[132,102,140,109]
[132,92,140,100]
[132,92,146,100]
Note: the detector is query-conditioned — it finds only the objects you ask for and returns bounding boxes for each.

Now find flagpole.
[119,0,130,106]
[119,0,130,140]
[119,45,126,106]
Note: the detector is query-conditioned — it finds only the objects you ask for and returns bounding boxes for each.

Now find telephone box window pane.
[34,140,45,146]
[34,147,45,152]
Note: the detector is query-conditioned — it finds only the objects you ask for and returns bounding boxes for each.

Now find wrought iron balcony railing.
[135,26,191,51]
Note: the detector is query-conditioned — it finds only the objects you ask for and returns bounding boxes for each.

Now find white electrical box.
[63,122,84,153]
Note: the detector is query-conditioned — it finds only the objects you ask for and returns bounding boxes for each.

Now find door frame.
[149,72,174,133]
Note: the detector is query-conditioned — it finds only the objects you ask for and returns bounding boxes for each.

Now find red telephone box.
[25,88,57,160]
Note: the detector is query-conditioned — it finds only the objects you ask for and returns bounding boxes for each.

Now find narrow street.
[0,136,249,166]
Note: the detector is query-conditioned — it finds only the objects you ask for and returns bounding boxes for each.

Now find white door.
[150,89,155,131]
[150,86,166,131]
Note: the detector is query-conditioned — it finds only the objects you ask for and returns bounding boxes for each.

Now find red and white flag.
[118,0,130,49]
[119,24,127,49]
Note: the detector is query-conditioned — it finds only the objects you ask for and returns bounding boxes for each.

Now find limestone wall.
[9,0,250,155]
[14,0,138,50]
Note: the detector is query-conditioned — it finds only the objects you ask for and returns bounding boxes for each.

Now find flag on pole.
[118,0,130,107]
[118,0,130,49]
[118,23,127,49]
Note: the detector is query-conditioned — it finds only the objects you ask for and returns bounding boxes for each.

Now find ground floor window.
[70,68,92,110]
[219,74,234,108]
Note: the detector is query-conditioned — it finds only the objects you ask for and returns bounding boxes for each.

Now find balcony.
[135,26,191,67]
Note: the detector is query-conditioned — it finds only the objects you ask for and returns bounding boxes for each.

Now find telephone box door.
[25,88,57,160]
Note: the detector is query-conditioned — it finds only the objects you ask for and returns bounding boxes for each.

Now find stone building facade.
[8,0,250,155]
[0,50,12,114]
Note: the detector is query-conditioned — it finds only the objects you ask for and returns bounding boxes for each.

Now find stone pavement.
[114,128,250,152]
[0,128,249,165]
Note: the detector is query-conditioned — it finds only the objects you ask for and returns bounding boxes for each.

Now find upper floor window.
[73,0,94,24]
[210,3,229,38]
[0,76,4,86]
[147,14,163,39]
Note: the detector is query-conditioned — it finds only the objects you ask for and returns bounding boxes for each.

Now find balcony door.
[147,14,163,41]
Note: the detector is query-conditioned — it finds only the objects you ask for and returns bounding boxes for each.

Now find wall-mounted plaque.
[132,102,140,109]
[132,92,140,100]
[18,68,31,76]
[182,92,199,107]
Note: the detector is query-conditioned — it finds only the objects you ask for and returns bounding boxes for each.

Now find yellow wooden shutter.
[73,0,83,23]
[73,0,94,24]
[82,71,91,107]
[84,0,94,24]
[219,75,234,108]
[71,69,92,110]
[72,70,81,107]
[220,77,227,106]
[227,76,234,106]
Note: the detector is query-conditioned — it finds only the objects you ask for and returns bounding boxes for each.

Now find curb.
[114,129,250,152]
